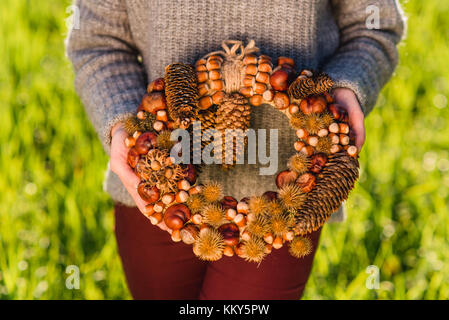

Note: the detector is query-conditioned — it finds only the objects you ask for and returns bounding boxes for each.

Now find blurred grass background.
[0,0,448,300]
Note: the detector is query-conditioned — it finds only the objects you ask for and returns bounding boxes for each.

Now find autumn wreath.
[123,40,359,263]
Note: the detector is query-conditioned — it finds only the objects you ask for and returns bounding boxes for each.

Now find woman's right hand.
[110,123,170,232]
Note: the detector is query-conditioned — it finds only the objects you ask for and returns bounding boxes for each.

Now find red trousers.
[114,204,321,300]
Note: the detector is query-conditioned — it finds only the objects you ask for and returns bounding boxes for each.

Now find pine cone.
[164,63,199,128]
[293,152,359,235]
[214,93,251,169]
[288,72,334,100]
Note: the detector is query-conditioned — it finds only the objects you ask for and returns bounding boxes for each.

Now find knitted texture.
[66,0,405,220]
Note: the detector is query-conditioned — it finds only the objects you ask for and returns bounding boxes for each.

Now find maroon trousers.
[114,204,321,300]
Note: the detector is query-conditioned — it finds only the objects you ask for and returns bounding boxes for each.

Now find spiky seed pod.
[293,152,359,235]
[278,184,306,212]
[123,113,156,134]
[214,93,251,169]
[202,203,227,227]
[288,72,334,100]
[288,153,310,174]
[193,229,225,261]
[240,237,267,263]
[289,237,313,258]
[202,182,223,203]
[164,63,199,128]
[156,130,175,151]
[270,212,294,237]
[303,113,326,135]
[248,196,269,216]
[320,111,334,127]
[315,136,333,154]
[266,200,284,216]
[246,214,270,238]
[186,194,206,214]
[289,113,306,130]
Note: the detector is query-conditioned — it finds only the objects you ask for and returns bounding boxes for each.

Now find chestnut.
[273,92,290,109]
[127,147,140,168]
[147,78,165,93]
[276,170,298,188]
[262,191,278,201]
[277,56,295,68]
[135,132,158,155]
[270,69,290,91]
[296,173,316,193]
[140,92,167,114]
[218,223,240,246]
[137,183,160,203]
[309,153,327,174]
[309,95,327,114]
[184,164,197,184]
[221,196,238,210]
[164,204,191,230]
[180,224,199,245]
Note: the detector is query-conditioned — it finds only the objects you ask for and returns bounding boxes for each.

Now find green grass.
[0,0,448,300]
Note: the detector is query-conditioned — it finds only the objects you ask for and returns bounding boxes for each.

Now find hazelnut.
[149,212,162,225]
[264,233,274,244]
[223,246,235,257]
[272,236,284,249]
[177,179,191,191]
[225,208,237,221]
[233,214,246,227]
[171,230,182,242]
[262,89,275,102]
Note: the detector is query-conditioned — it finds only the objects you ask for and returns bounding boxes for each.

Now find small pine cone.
[164,63,199,128]
[288,72,334,100]
[293,152,359,235]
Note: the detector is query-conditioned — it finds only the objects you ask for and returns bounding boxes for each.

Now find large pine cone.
[164,63,199,128]
[214,93,251,169]
[293,152,359,235]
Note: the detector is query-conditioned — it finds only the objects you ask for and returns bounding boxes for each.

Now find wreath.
[123,40,359,263]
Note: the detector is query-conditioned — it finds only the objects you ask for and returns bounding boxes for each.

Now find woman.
[67,0,405,299]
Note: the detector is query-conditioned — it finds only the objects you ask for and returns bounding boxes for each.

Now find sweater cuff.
[102,108,135,155]
[323,55,379,115]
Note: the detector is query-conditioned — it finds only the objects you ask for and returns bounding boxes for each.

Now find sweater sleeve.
[66,0,147,155]
[323,0,406,115]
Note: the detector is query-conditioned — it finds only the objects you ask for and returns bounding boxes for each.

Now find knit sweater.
[66,0,405,221]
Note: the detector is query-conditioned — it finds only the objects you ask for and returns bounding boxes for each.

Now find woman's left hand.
[332,88,366,151]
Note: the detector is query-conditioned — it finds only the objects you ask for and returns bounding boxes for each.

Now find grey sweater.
[66,0,405,217]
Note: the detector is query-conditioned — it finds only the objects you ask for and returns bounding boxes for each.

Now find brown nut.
[250,94,263,106]
[262,191,278,201]
[184,164,197,184]
[218,223,240,246]
[309,95,327,113]
[140,92,167,114]
[296,173,316,193]
[270,69,290,91]
[276,170,299,188]
[273,92,290,109]
[127,147,140,168]
[299,98,313,115]
[180,224,199,245]
[137,183,160,203]
[309,153,328,174]
[147,78,165,93]
[221,196,238,210]
[164,203,191,230]
[277,56,295,68]
[135,132,158,155]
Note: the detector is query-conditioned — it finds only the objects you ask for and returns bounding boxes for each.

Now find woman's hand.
[110,123,170,232]
[332,88,366,151]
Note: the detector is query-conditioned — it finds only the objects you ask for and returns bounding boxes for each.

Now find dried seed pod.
[240,237,267,263]
[248,196,269,216]
[289,237,313,258]
[202,203,226,227]
[315,136,333,154]
[193,228,225,261]
[202,182,223,203]
[270,212,294,237]
[287,153,310,174]
[186,194,206,213]
[278,184,306,212]
[293,152,359,235]
[247,214,270,238]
